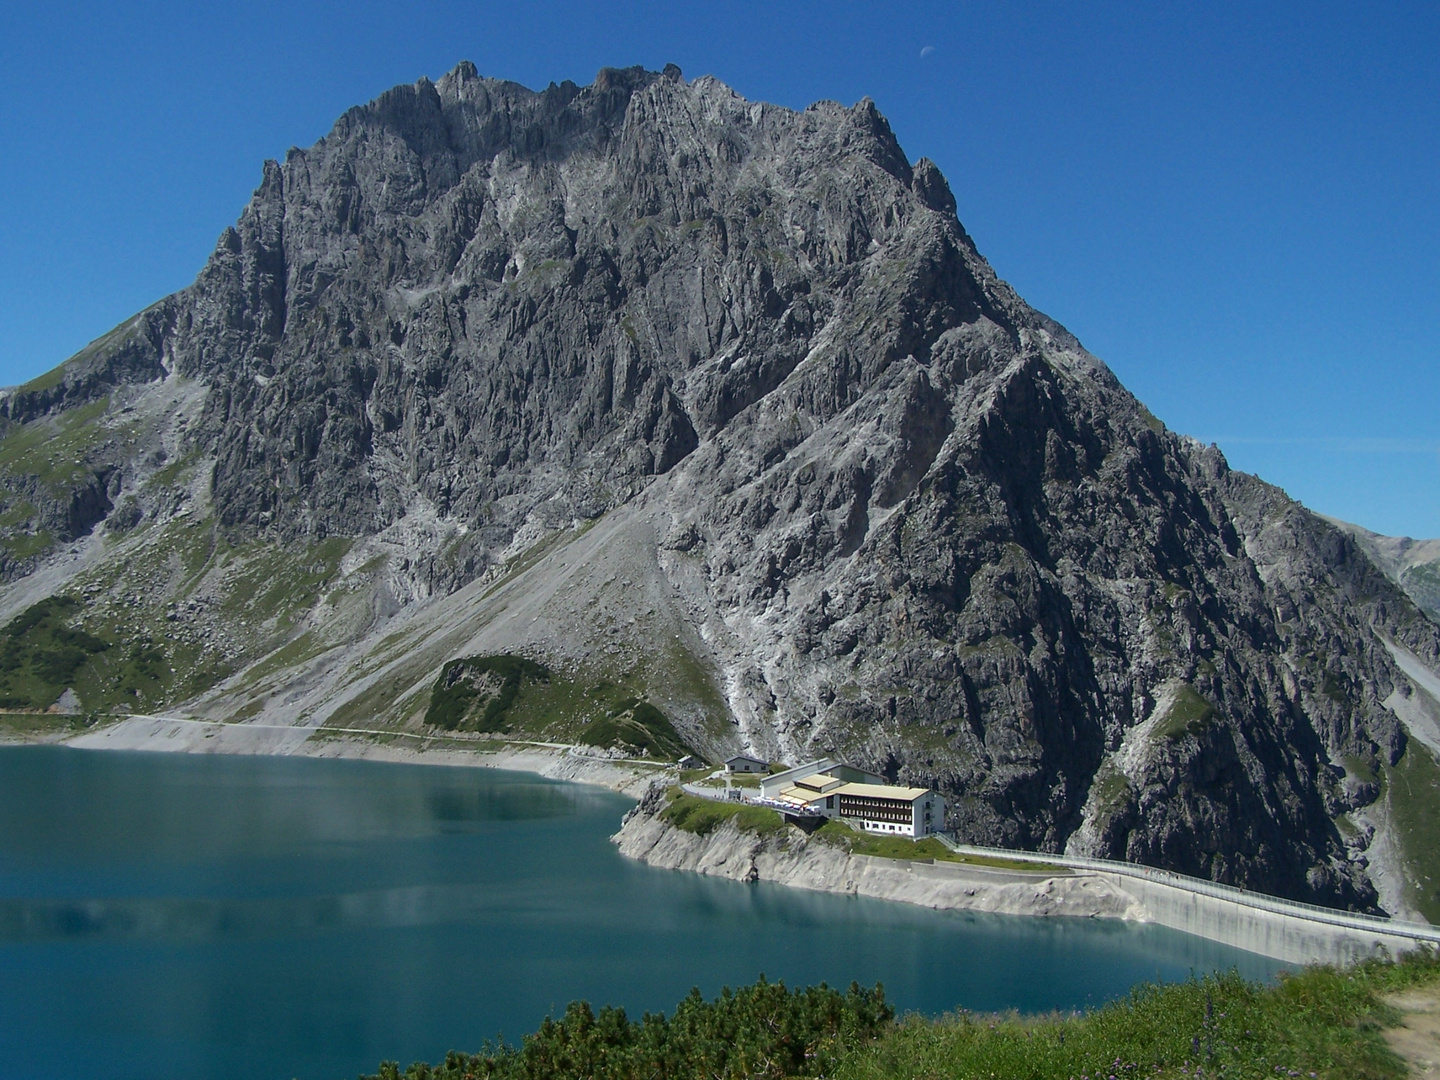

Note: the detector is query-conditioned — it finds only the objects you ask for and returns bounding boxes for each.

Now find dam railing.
[933,833,1440,946]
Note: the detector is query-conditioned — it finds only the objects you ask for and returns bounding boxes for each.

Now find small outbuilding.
[725,754,768,774]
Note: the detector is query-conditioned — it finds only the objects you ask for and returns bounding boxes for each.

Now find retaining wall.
[1097,872,1427,966]
[937,839,1440,965]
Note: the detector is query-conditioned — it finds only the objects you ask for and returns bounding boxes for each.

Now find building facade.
[725,755,767,774]
[772,771,946,838]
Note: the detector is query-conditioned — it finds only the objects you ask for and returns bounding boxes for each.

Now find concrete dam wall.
[938,841,1440,966]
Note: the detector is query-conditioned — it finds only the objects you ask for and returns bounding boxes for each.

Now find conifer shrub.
[0,596,108,709]
[361,952,1440,1080]
[836,951,1440,1080]
[362,978,892,1080]
[579,698,690,760]
[425,655,550,732]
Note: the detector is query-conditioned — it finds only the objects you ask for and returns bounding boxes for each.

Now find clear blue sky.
[1,1,1435,537]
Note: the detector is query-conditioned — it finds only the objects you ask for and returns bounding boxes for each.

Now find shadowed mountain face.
[1333,522,1440,625]
[3,62,1439,913]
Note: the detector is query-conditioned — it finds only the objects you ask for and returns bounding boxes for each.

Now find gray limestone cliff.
[1330,520,1440,625]
[2,62,1439,915]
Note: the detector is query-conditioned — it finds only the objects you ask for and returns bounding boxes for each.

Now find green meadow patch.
[659,788,786,837]
[579,699,690,760]
[1155,682,1218,740]
[0,596,109,709]
[1384,743,1440,923]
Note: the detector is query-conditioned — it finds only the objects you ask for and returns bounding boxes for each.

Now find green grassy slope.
[1384,743,1440,923]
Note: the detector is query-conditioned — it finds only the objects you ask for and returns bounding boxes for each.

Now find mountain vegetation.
[425,654,550,731]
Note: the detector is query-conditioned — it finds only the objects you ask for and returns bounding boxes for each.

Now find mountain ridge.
[1,62,1438,918]
[1328,518,1440,624]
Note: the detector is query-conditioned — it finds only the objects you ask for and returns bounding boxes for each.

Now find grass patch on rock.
[1400,560,1440,620]
[1,529,56,561]
[1085,760,1135,831]
[813,821,1066,873]
[814,821,955,862]
[0,591,224,716]
[817,823,1065,875]
[1155,683,1218,740]
[1383,743,1440,923]
[328,656,703,758]
[580,699,691,760]
[0,397,114,494]
[213,536,352,629]
[16,524,362,714]
[0,710,102,740]
[660,788,785,836]
[652,636,732,742]
[0,596,109,709]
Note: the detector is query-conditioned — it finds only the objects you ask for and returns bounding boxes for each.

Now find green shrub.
[424,655,550,732]
[362,953,1440,1080]
[362,977,893,1080]
[0,596,108,709]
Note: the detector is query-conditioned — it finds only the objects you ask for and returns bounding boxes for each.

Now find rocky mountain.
[3,62,1440,917]
[1331,520,1440,624]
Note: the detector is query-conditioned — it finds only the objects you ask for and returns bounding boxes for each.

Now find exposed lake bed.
[0,745,1281,1080]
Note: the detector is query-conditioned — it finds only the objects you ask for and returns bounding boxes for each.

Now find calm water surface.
[0,746,1282,1080]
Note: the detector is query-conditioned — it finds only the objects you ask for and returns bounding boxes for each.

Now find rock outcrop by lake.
[612,786,1146,921]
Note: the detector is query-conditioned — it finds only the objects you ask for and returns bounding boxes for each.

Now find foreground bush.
[362,978,892,1080]
[364,951,1440,1080]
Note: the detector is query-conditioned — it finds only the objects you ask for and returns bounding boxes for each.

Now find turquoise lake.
[0,746,1282,1080]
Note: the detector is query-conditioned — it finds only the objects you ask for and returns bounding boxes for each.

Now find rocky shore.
[62,715,666,797]
[612,787,1148,921]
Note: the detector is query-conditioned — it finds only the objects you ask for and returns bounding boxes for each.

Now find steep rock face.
[3,63,1439,911]
[170,62,1010,569]
[1332,521,1440,625]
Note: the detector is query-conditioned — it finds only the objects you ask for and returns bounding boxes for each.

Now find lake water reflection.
[0,746,1282,1080]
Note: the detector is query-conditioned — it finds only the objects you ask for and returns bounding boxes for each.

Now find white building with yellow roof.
[766,762,945,839]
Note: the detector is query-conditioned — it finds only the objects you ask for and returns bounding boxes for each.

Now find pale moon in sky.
[920,45,936,59]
